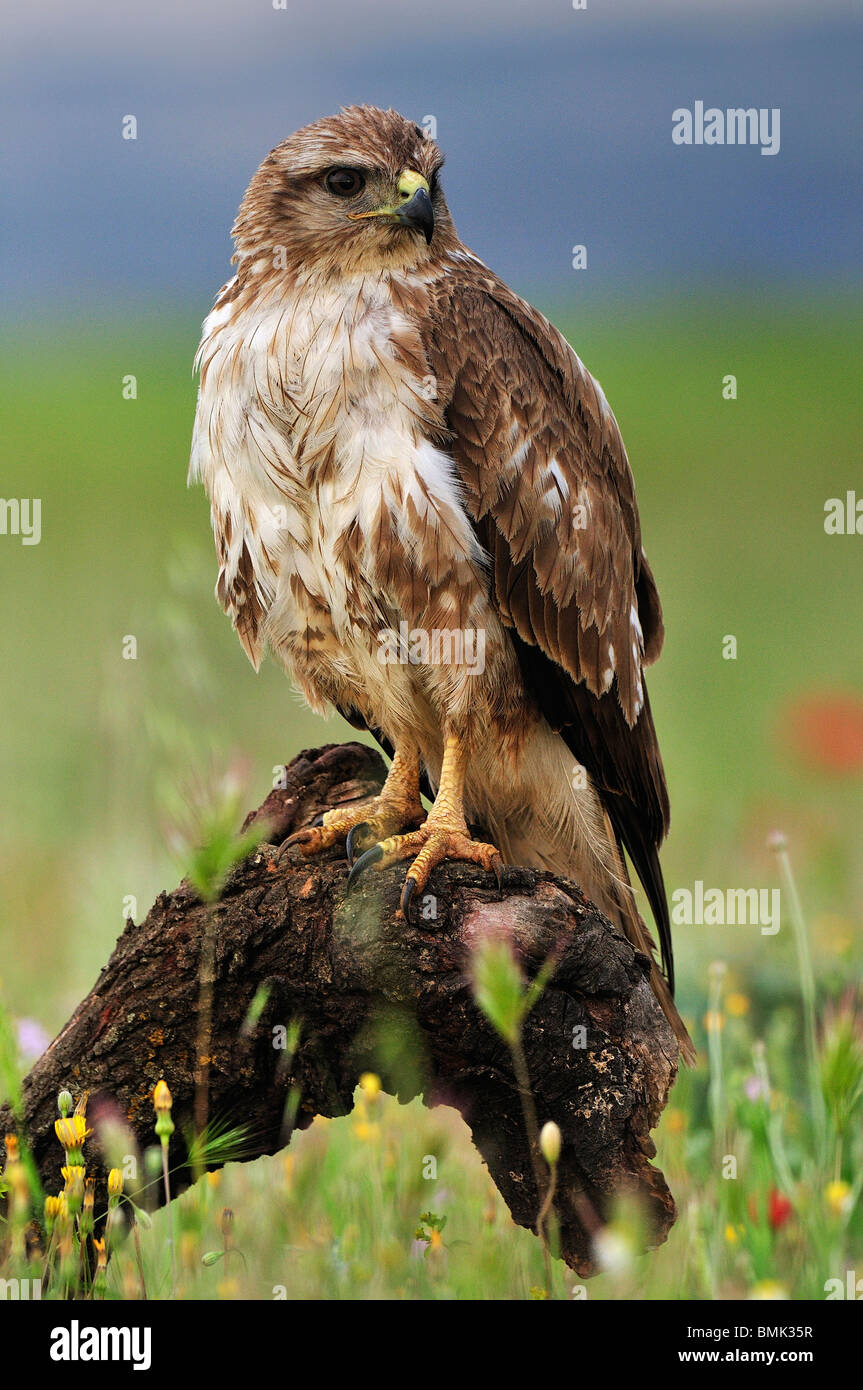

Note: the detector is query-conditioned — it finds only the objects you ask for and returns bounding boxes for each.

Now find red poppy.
[768,1188,793,1231]
[781,692,863,775]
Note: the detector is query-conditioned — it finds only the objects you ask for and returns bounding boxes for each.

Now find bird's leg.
[285,745,426,864]
[347,731,503,916]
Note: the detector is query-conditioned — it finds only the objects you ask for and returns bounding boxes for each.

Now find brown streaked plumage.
[189,105,694,1064]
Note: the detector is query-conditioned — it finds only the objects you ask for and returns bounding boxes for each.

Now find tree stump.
[0,742,681,1277]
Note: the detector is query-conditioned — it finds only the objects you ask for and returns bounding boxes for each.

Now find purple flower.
[16,1017,50,1063]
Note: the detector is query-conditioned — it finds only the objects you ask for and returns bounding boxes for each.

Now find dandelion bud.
[153,1080,175,1142]
[539,1120,561,1167]
[108,1168,124,1199]
[153,1079,172,1113]
[44,1194,61,1234]
[57,1089,73,1117]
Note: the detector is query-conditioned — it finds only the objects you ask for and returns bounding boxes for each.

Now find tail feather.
[479,728,695,1066]
[600,827,697,1067]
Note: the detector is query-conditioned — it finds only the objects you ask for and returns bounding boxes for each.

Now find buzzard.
[189,106,694,1062]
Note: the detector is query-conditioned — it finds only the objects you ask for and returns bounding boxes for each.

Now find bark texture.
[0,742,681,1276]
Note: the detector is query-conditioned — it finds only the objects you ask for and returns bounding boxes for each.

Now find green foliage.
[469,936,556,1044]
[470,938,528,1044]
[185,810,269,905]
[819,999,863,1141]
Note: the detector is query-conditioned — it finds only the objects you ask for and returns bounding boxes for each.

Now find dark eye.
[325,167,365,197]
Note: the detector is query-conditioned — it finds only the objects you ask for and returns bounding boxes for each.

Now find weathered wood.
[0,742,680,1276]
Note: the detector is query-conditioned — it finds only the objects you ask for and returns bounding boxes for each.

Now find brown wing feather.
[423,263,676,988]
[424,270,662,714]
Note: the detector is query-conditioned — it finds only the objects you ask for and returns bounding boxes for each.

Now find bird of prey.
[189,105,694,1063]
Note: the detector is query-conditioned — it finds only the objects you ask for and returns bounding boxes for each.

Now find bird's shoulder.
[423,255,633,492]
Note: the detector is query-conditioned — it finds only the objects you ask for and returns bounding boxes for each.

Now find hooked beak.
[348,168,435,245]
[393,186,434,243]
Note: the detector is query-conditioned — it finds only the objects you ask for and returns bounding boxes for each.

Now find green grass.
[1,295,861,1298]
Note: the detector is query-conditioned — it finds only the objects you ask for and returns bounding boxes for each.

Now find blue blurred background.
[3,0,860,315]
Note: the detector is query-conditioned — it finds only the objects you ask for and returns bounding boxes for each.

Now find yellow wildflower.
[825,1180,852,1218]
[359,1072,381,1101]
[354,1120,380,1143]
[54,1115,89,1150]
[726,993,750,1017]
[749,1280,789,1300]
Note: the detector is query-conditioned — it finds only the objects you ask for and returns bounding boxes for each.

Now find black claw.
[491,855,505,898]
[311,813,326,828]
[346,822,371,868]
[346,844,383,889]
[400,875,418,919]
[282,827,309,851]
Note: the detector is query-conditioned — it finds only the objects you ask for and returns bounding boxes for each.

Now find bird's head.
[232,105,453,282]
